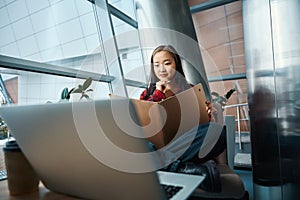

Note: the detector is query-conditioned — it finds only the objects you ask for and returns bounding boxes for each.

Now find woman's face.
[153,50,176,82]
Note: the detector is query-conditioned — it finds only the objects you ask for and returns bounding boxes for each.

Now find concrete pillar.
[244,0,300,199]
[136,0,211,97]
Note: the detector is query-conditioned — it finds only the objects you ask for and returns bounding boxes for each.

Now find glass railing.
[223,103,249,150]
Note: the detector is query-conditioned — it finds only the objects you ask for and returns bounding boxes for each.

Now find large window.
[0,0,146,105]
[0,0,99,63]
[110,15,145,99]
[189,0,250,168]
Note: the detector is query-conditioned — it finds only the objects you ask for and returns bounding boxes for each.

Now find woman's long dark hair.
[145,45,190,98]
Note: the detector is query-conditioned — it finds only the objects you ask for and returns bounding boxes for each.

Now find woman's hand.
[156,80,173,92]
[206,101,224,124]
[206,101,216,122]
[156,81,176,98]
[156,81,165,92]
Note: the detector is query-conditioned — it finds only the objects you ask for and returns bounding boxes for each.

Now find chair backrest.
[224,116,236,169]
[213,125,228,165]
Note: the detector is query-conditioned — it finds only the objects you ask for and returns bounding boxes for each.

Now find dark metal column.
[243,0,300,199]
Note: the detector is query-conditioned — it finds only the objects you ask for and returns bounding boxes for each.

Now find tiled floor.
[234,134,253,200]
[234,133,252,169]
[235,169,253,200]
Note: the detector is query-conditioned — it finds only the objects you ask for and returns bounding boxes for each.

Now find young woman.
[140,45,191,102]
[140,45,216,121]
[140,45,226,192]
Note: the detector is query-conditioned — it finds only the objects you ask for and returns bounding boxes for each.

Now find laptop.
[0,99,204,200]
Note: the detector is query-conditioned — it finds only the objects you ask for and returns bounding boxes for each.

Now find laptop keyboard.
[0,170,7,181]
[161,183,183,199]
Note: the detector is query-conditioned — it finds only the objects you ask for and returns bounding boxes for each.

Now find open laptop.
[0,99,204,200]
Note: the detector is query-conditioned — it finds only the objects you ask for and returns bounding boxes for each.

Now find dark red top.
[140,85,184,102]
[140,88,166,102]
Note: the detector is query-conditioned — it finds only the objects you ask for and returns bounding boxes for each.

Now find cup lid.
[3,140,20,152]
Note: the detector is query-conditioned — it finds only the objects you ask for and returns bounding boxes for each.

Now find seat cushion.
[191,164,246,199]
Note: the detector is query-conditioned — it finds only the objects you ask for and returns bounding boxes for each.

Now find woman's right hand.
[156,80,172,92]
[156,81,165,92]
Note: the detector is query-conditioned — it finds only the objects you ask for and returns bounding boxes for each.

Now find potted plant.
[0,117,9,140]
[60,77,94,101]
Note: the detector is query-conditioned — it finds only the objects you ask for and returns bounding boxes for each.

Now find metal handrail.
[223,103,249,150]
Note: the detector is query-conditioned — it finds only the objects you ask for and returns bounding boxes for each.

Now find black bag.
[164,159,221,193]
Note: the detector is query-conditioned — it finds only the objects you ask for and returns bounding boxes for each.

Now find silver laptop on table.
[0,99,204,200]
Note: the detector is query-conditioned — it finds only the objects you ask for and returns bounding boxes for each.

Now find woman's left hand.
[205,101,213,121]
[205,101,223,124]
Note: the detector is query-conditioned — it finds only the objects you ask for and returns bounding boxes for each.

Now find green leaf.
[61,88,69,99]
[80,94,89,100]
[83,77,92,90]
[72,88,83,93]
[85,89,93,92]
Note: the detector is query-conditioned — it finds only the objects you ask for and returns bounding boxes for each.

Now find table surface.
[0,180,82,200]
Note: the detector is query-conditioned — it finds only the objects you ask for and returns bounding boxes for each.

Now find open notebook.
[111,83,209,148]
[0,99,204,200]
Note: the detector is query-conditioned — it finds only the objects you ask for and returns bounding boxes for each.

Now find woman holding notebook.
[140,45,226,192]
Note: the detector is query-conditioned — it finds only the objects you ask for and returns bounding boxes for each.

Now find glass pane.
[108,0,136,20]
[111,15,146,83]
[0,0,103,73]
[126,86,144,99]
[0,70,110,105]
[191,2,250,168]
[209,78,249,131]
[0,73,17,104]
[191,1,245,77]
[0,0,113,103]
